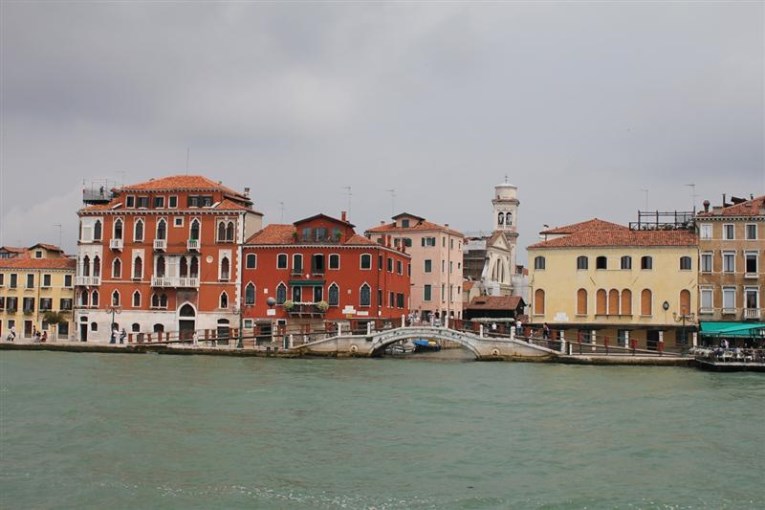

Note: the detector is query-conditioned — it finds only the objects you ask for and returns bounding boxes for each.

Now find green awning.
[288,280,324,287]
[699,321,765,337]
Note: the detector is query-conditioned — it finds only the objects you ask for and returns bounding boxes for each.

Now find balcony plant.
[283,300,295,311]
[315,300,330,312]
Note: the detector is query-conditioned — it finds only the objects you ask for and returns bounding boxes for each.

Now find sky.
[1,1,763,263]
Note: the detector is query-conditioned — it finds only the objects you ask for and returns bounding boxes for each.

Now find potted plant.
[283,300,295,311]
[315,300,329,312]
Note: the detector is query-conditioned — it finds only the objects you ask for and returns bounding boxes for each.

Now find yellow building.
[0,244,76,341]
[528,219,698,351]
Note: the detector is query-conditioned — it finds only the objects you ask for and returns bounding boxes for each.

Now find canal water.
[1,351,764,509]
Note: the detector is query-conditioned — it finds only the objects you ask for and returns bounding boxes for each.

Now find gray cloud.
[2,2,762,260]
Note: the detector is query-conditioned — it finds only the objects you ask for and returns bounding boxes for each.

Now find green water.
[1,352,764,509]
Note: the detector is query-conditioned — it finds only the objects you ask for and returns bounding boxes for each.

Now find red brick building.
[242,213,411,333]
[76,175,262,342]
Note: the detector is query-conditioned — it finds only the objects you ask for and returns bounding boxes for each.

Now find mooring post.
[479,324,484,338]
[337,323,342,336]
[401,314,406,328]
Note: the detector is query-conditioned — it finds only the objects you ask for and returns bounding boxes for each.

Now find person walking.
[119,328,127,344]
[543,323,550,340]
[6,326,16,342]
[41,331,48,343]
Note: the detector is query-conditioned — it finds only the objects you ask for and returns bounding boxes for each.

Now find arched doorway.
[217,318,231,346]
[178,303,196,341]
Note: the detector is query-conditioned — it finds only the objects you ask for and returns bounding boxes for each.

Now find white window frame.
[722,251,735,273]
[746,223,758,240]
[723,223,735,240]
[745,251,758,277]
[699,223,712,240]
[700,252,713,273]
[700,287,713,314]
[174,217,183,227]
[722,286,736,314]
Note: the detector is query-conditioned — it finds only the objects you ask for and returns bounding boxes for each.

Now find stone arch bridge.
[292,326,560,361]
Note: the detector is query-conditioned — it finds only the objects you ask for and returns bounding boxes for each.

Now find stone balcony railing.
[110,239,124,251]
[154,239,167,251]
[75,276,101,286]
[151,276,200,288]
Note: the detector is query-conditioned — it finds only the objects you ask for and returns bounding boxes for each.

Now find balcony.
[744,308,761,320]
[151,276,199,288]
[285,302,327,317]
[154,239,167,251]
[187,239,200,251]
[75,276,101,286]
[110,239,124,251]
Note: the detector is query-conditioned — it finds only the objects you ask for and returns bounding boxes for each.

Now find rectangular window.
[723,224,734,240]
[6,297,17,312]
[723,252,735,273]
[23,297,35,313]
[328,254,340,270]
[424,285,432,301]
[397,293,404,308]
[137,196,149,208]
[701,253,713,273]
[153,196,165,208]
[389,292,395,308]
[424,260,432,273]
[396,260,403,275]
[26,274,34,288]
[60,298,73,311]
[441,284,445,303]
[421,237,436,247]
[169,196,178,208]
[746,224,757,240]
[42,274,51,287]
[64,275,72,288]
[0,297,4,310]
[700,288,713,312]
[277,254,288,269]
[126,196,135,208]
[441,260,445,272]
[188,196,200,208]
[10,274,17,289]
[39,298,52,311]
[58,322,69,337]
[0,274,4,286]
[699,224,712,240]
[745,252,758,275]
[174,217,183,227]
[387,258,393,272]
[722,287,736,312]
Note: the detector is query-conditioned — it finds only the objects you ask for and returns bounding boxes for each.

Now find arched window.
[246,254,257,269]
[80,291,89,307]
[596,289,607,315]
[114,218,123,240]
[679,289,691,314]
[360,284,371,307]
[132,291,141,307]
[534,289,545,315]
[160,294,168,308]
[245,283,256,305]
[534,256,546,270]
[153,324,164,333]
[220,292,228,309]
[82,255,91,277]
[276,283,287,304]
[132,323,140,332]
[226,222,235,241]
[133,256,143,280]
[91,290,99,307]
[94,220,102,241]
[596,256,608,270]
[641,256,653,270]
[156,219,167,240]
[112,290,120,306]
[621,256,632,270]
[576,288,588,315]
[190,219,200,240]
[220,257,230,281]
[156,256,166,277]
[497,212,505,225]
[190,256,199,277]
[180,257,188,277]
[641,289,652,316]
[91,322,98,332]
[328,283,339,306]
[505,212,513,225]
[576,256,588,270]
[112,258,122,279]
[151,293,159,308]
[134,219,144,242]
[621,289,632,315]
[93,256,101,277]
[680,256,692,271]
[608,289,619,315]
[218,222,226,242]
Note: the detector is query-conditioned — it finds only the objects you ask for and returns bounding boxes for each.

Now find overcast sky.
[1,1,763,262]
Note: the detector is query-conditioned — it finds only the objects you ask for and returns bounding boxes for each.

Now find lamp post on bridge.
[107,305,121,343]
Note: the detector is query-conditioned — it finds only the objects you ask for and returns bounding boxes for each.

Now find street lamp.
[107,305,121,342]
[673,309,695,348]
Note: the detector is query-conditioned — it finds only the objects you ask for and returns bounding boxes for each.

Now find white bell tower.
[492,178,519,236]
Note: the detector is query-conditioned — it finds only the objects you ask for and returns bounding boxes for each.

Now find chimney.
[341,211,347,222]
[703,200,710,213]
[243,187,250,197]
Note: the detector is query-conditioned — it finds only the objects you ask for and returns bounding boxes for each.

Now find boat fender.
[350,344,358,353]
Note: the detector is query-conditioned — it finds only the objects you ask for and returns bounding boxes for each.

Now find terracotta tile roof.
[214,198,251,211]
[0,246,26,254]
[246,226,389,248]
[0,257,76,270]
[697,195,765,218]
[466,295,525,311]
[367,219,464,238]
[541,218,627,235]
[29,243,64,252]
[120,175,243,196]
[345,234,378,246]
[529,218,697,249]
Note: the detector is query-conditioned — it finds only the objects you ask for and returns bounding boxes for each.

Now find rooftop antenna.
[343,186,352,219]
[385,188,396,216]
[685,183,697,212]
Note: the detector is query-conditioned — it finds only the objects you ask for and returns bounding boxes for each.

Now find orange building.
[76,175,262,342]
[242,213,411,334]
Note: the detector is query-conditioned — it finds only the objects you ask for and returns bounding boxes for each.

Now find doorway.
[178,303,196,341]
[646,330,660,351]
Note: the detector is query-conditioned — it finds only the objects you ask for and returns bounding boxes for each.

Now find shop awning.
[699,321,765,337]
